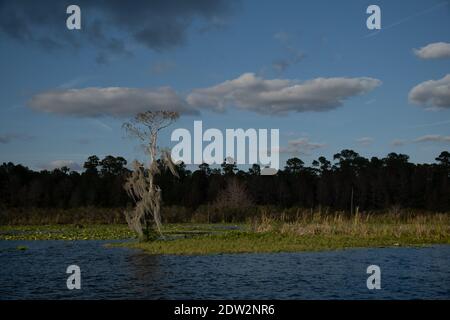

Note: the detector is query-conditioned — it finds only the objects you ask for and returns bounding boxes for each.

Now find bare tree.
[214,178,253,210]
[122,111,179,241]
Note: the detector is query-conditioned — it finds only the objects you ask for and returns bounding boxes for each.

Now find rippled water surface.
[0,241,449,299]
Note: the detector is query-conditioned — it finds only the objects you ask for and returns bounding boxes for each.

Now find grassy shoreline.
[124,213,450,254]
[123,232,448,255]
[1,213,449,255]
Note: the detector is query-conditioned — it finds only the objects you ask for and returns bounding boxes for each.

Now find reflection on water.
[0,240,449,299]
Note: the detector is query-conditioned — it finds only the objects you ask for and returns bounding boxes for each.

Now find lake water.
[0,241,449,299]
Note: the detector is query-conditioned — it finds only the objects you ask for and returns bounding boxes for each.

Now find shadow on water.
[122,252,166,298]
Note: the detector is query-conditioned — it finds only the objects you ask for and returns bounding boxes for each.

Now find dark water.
[0,241,449,299]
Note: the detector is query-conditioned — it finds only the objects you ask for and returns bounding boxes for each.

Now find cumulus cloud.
[355,137,374,147]
[414,135,450,143]
[28,73,382,117]
[28,87,197,117]
[414,42,450,59]
[187,73,381,114]
[408,74,450,109]
[0,0,237,62]
[279,137,326,155]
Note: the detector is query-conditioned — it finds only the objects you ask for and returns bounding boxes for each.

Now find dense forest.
[1,150,449,221]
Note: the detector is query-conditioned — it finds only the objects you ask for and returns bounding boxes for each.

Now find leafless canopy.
[123,111,178,140]
[214,178,253,209]
[123,111,179,159]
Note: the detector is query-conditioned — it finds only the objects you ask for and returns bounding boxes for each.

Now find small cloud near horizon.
[38,160,82,171]
[278,137,326,155]
[413,134,450,143]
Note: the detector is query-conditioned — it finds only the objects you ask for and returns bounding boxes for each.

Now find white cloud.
[29,73,382,118]
[40,160,82,171]
[414,135,450,143]
[355,137,374,147]
[187,73,381,114]
[414,42,450,59]
[408,74,450,110]
[28,87,197,117]
[279,137,326,155]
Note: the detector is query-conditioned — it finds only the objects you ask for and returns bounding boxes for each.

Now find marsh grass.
[2,209,449,255]
[125,210,450,255]
[255,210,450,240]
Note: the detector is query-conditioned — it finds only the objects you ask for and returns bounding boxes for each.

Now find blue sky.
[0,0,449,171]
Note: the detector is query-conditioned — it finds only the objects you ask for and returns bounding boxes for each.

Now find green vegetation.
[125,232,448,255]
[2,212,449,255]
[0,224,134,240]
[0,223,237,241]
[0,207,126,226]
[124,213,450,255]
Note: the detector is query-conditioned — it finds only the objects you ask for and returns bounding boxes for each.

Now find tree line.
[1,150,449,213]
